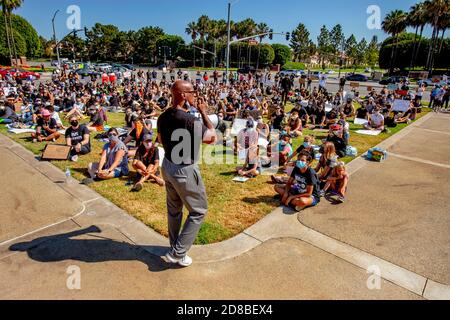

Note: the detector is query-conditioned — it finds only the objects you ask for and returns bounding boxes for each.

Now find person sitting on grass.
[131,133,165,191]
[315,142,339,185]
[123,116,154,158]
[0,100,17,124]
[236,144,261,178]
[31,109,61,143]
[88,128,129,181]
[396,102,417,124]
[65,115,91,162]
[364,106,385,131]
[285,110,303,138]
[321,161,349,203]
[86,106,105,133]
[326,124,348,158]
[286,135,316,166]
[274,151,321,212]
[277,133,294,166]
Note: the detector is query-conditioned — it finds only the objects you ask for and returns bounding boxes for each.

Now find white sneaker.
[71,155,79,162]
[164,252,193,267]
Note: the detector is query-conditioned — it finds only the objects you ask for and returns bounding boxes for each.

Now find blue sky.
[16,0,430,44]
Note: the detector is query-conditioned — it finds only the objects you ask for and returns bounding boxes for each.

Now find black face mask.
[71,121,79,127]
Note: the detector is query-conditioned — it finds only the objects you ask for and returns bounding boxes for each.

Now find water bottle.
[65,168,71,183]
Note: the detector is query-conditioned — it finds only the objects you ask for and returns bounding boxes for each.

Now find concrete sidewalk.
[0,113,448,300]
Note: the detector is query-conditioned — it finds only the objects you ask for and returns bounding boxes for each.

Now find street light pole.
[225,2,232,85]
[52,10,61,67]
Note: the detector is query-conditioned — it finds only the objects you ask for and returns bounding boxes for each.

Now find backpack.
[367,147,388,162]
[346,146,358,157]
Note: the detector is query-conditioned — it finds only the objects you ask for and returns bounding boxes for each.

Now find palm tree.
[5,0,22,65]
[1,0,13,63]
[424,0,449,72]
[185,21,198,67]
[196,15,211,67]
[407,2,428,70]
[382,10,407,75]
[256,22,270,70]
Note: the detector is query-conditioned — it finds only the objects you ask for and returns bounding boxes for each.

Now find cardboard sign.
[350,82,360,88]
[41,144,71,161]
[393,99,411,112]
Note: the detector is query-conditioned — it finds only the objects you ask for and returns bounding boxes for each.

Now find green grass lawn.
[0,106,430,244]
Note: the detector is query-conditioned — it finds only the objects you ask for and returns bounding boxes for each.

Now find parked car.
[237,66,257,74]
[94,63,112,72]
[309,71,322,80]
[326,70,336,74]
[346,73,368,82]
[121,64,136,71]
[111,66,129,78]
[417,77,450,87]
[0,68,41,80]
[280,69,303,78]
[379,76,409,85]
[75,68,100,79]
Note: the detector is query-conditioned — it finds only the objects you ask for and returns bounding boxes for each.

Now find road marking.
[389,152,450,169]
[417,128,450,136]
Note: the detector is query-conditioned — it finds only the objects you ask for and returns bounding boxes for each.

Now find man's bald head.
[171,80,194,108]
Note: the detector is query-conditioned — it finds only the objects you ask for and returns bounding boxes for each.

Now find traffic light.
[286,32,290,41]
[269,29,274,40]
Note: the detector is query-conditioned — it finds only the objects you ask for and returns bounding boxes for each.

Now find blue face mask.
[303,142,310,148]
[296,161,307,170]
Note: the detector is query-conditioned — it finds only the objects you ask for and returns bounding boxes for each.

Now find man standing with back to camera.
[157,80,217,267]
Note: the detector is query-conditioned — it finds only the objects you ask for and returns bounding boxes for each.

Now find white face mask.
[144,142,153,150]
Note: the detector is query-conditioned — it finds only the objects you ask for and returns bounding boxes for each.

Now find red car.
[0,68,41,80]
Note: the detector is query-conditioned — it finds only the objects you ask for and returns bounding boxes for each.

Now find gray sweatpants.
[161,159,208,259]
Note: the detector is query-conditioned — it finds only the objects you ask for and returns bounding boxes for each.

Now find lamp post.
[52,10,61,67]
[225,2,232,85]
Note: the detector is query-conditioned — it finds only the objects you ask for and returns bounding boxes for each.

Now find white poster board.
[354,118,369,126]
[231,119,254,136]
[355,130,382,136]
[393,99,410,112]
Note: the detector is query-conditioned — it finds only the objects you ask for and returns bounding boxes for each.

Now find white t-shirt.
[370,113,384,127]
[52,112,63,126]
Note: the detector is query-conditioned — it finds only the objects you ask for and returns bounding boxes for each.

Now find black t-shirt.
[134,145,160,167]
[356,108,368,119]
[65,125,91,148]
[290,166,321,200]
[158,97,169,109]
[271,113,284,130]
[157,108,207,165]
[326,135,347,158]
[37,117,57,130]
[315,108,325,119]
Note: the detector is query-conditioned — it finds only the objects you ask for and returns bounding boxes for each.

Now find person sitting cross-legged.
[274,151,321,212]
[88,128,129,180]
[65,115,91,162]
[131,133,165,191]
[31,109,61,143]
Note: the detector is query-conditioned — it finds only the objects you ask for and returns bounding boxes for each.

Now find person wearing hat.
[131,133,165,191]
[31,108,61,143]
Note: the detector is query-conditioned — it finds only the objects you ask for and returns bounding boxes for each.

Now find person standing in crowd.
[157,80,217,267]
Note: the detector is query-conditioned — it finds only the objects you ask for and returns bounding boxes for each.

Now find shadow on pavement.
[9,225,175,272]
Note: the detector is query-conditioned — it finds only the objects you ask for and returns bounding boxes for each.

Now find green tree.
[0,12,41,62]
[355,37,368,66]
[317,25,333,68]
[256,22,270,69]
[155,34,185,63]
[382,9,407,74]
[271,43,291,66]
[134,26,165,63]
[330,24,345,58]
[290,23,311,61]
[366,35,380,68]
[345,34,358,66]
